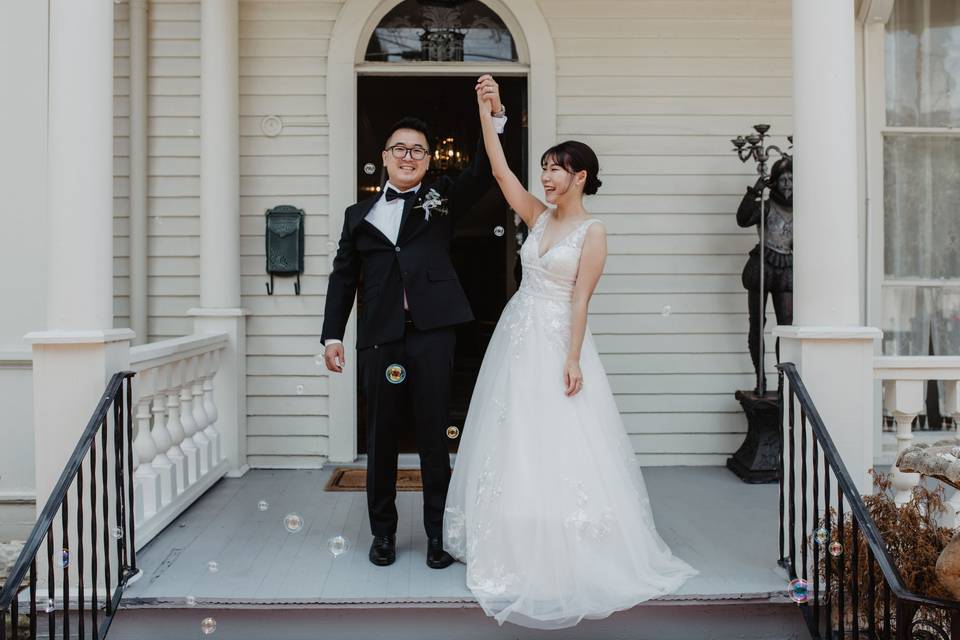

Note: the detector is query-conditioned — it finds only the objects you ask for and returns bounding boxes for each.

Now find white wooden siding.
[541,0,792,465]
[239,0,341,468]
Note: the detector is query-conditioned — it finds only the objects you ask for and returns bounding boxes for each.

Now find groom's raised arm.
[321,210,361,346]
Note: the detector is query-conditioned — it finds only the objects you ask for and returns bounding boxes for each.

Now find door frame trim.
[326,0,557,463]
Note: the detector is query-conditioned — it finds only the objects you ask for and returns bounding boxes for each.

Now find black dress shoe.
[426,537,455,569]
[369,535,396,566]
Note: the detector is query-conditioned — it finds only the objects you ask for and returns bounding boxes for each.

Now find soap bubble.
[829,541,843,557]
[110,526,124,540]
[207,561,219,573]
[45,599,55,613]
[446,426,460,439]
[328,535,350,557]
[385,364,406,384]
[60,549,69,569]
[296,384,304,395]
[814,527,829,545]
[258,500,269,512]
[201,617,217,635]
[788,578,809,604]
[493,225,505,237]
[284,513,304,533]
[185,595,197,607]
[314,354,324,367]
[661,305,672,317]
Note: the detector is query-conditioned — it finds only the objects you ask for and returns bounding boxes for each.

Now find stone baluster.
[132,389,161,522]
[192,353,213,465]
[186,355,212,473]
[884,379,923,505]
[177,358,201,485]
[145,368,177,506]
[202,350,222,464]
[162,361,188,494]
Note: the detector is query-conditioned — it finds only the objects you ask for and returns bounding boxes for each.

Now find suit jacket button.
[395,246,401,253]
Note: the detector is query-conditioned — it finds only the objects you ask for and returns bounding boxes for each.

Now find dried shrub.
[810,471,956,635]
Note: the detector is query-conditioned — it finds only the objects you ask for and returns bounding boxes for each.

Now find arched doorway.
[326,0,557,462]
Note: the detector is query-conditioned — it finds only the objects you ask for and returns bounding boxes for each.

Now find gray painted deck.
[122,465,791,607]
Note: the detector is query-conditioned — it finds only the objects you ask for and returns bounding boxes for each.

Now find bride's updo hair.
[540,141,603,195]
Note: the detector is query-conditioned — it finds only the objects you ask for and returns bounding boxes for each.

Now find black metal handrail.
[779,363,960,640]
[1,371,137,640]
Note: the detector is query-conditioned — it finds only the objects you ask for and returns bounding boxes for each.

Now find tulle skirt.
[444,290,697,629]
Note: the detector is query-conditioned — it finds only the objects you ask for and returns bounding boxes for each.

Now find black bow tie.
[385,187,417,203]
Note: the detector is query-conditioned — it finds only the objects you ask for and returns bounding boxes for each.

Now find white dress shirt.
[325,116,507,348]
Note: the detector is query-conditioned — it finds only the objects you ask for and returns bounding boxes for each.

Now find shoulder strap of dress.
[574,218,604,247]
[531,209,550,233]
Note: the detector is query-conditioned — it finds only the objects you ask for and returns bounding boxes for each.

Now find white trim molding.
[325,0,557,462]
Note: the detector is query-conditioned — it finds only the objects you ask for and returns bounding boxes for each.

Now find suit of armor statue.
[737,157,793,393]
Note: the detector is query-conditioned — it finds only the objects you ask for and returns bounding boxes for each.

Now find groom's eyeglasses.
[386,144,429,161]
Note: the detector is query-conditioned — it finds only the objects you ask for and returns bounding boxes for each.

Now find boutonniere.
[414,188,448,221]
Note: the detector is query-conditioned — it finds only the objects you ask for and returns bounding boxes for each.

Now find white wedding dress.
[444,212,697,629]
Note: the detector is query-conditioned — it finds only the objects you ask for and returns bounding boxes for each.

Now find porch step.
[111,600,805,640]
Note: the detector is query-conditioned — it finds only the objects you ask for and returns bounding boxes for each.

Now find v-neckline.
[536,214,590,260]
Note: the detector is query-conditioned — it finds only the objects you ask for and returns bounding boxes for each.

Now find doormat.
[324,467,423,492]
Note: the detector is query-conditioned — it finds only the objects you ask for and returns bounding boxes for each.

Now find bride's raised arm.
[475,75,547,227]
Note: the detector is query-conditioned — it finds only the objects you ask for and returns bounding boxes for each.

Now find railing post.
[185,355,212,474]
[200,351,222,464]
[884,379,923,505]
[160,362,187,496]
[177,360,201,486]
[132,397,160,522]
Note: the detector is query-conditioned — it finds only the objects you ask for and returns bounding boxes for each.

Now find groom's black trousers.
[358,319,455,539]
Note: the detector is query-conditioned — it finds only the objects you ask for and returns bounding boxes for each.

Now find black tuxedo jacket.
[321,138,495,349]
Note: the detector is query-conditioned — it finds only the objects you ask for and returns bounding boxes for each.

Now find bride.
[443,75,697,629]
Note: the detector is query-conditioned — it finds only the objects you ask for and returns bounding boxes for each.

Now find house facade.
[1,0,958,546]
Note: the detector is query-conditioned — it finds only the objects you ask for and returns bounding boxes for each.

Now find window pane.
[883,135,960,279]
[885,0,960,127]
[881,285,960,355]
[365,0,518,63]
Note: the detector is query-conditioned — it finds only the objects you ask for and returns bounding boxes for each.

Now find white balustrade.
[875,357,960,516]
[129,333,230,547]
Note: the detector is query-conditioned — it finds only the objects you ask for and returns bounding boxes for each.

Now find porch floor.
[121,464,791,608]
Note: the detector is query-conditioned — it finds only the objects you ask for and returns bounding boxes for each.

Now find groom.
[321,76,506,568]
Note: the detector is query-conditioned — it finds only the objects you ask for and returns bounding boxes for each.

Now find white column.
[776,0,880,497]
[189,0,248,476]
[46,0,114,330]
[129,0,149,345]
[200,0,240,308]
[27,0,135,518]
[25,3,133,593]
[791,0,860,328]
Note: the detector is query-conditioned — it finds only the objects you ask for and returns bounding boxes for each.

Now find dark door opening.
[356,75,528,454]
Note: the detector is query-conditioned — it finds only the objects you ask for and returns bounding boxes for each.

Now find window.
[364,0,517,63]
[881,0,960,358]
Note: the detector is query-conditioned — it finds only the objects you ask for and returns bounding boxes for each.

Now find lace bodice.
[518,212,603,302]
